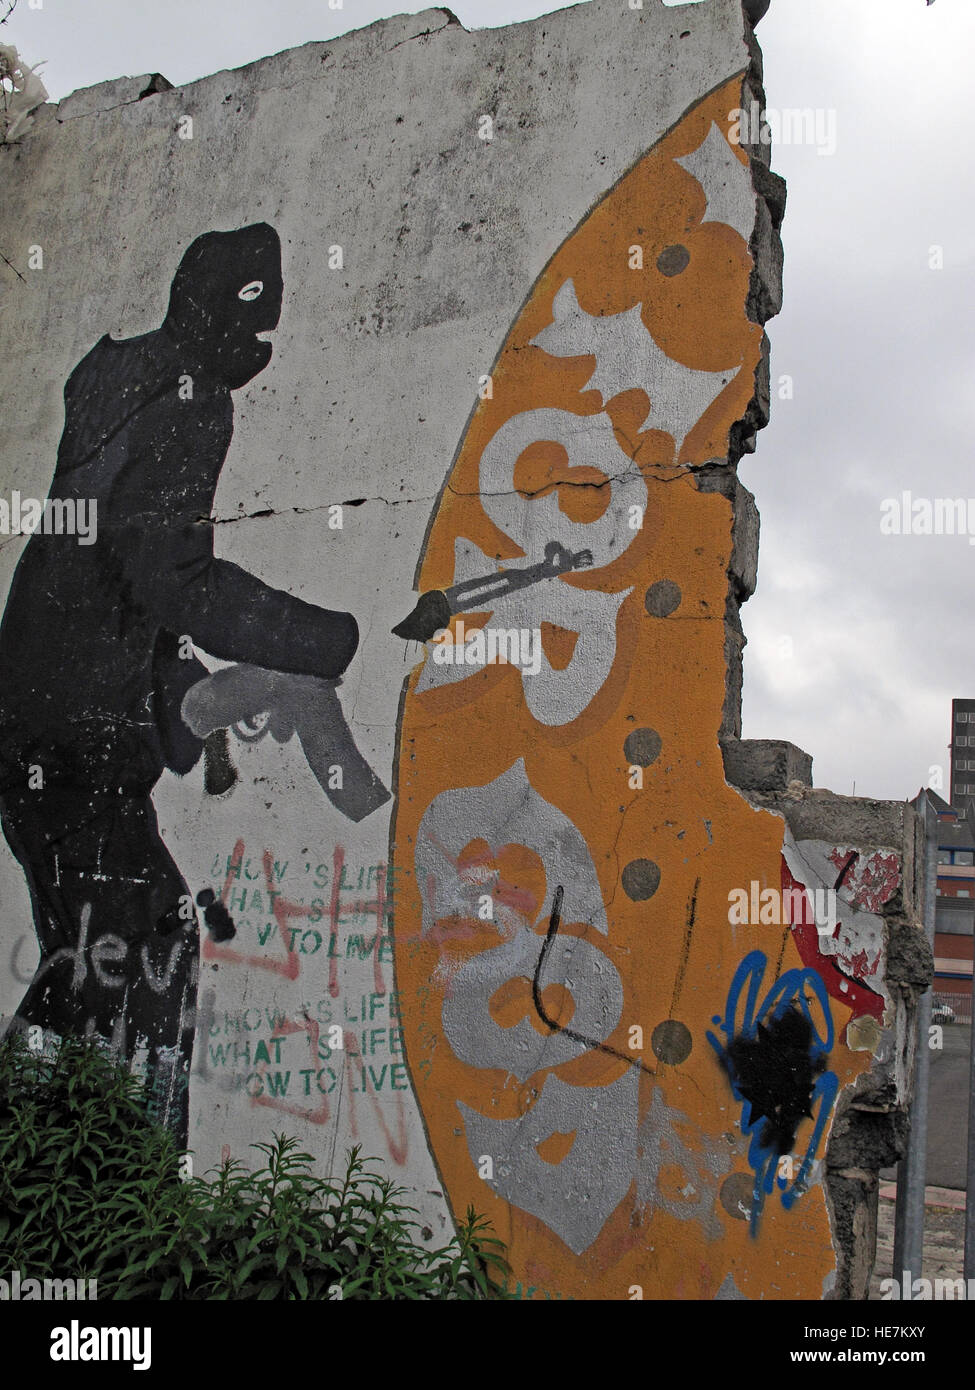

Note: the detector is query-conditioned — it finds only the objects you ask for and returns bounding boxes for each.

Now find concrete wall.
[0,0,930,1299]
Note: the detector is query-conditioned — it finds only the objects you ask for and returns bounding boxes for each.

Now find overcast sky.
[4,0,972,805]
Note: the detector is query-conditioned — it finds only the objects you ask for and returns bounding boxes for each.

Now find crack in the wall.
[45,8,463,127]
[0,245,26,282]
[203,493,437,528]
[385,14,460,53]
[201,466,726,533]
[55,90,169,123]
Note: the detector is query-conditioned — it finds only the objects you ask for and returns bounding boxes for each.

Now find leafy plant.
[0,1033,510,1299]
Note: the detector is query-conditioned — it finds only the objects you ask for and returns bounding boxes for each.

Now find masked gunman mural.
[0,223,373,1143]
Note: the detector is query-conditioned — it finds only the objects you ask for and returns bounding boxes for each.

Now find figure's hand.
[321,610,359,679]
[392,590,452,643]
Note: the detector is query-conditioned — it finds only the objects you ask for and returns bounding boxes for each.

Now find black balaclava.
[163,223,283,389]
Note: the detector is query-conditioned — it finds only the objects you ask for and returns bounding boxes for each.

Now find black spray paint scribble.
[718,1007,826,1155]
[0,223,361,1144]
[532,885,659,1080]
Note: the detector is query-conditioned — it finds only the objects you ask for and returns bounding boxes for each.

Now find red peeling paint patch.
[829,847,900,913]
[781,858,885,1021]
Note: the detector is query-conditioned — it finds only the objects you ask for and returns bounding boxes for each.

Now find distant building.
[950,697,975,806]
[928,786,974,1003]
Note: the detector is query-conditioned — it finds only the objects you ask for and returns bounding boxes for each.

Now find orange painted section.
[392,78,871,1300]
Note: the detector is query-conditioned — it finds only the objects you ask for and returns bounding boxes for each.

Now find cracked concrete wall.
[0,0,928,1300]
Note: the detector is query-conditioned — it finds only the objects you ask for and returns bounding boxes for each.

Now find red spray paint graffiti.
[201,838,406,1162]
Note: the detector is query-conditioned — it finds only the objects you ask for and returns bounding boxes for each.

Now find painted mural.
[0,223,370,1144]
[390,77,878,1300]
[0,44,904,1301]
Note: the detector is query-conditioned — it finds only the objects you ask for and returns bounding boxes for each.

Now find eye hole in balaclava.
[164,223,283,389]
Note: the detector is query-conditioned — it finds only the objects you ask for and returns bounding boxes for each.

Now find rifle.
[391,539,593,641]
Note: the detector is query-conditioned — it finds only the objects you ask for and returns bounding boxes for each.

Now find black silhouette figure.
[0,223,358,1144]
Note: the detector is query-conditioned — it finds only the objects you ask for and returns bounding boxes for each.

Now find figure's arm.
[123,517,358,680]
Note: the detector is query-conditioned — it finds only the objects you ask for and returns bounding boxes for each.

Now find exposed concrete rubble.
[724,762,933,1297]
[714,7,931,1298]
